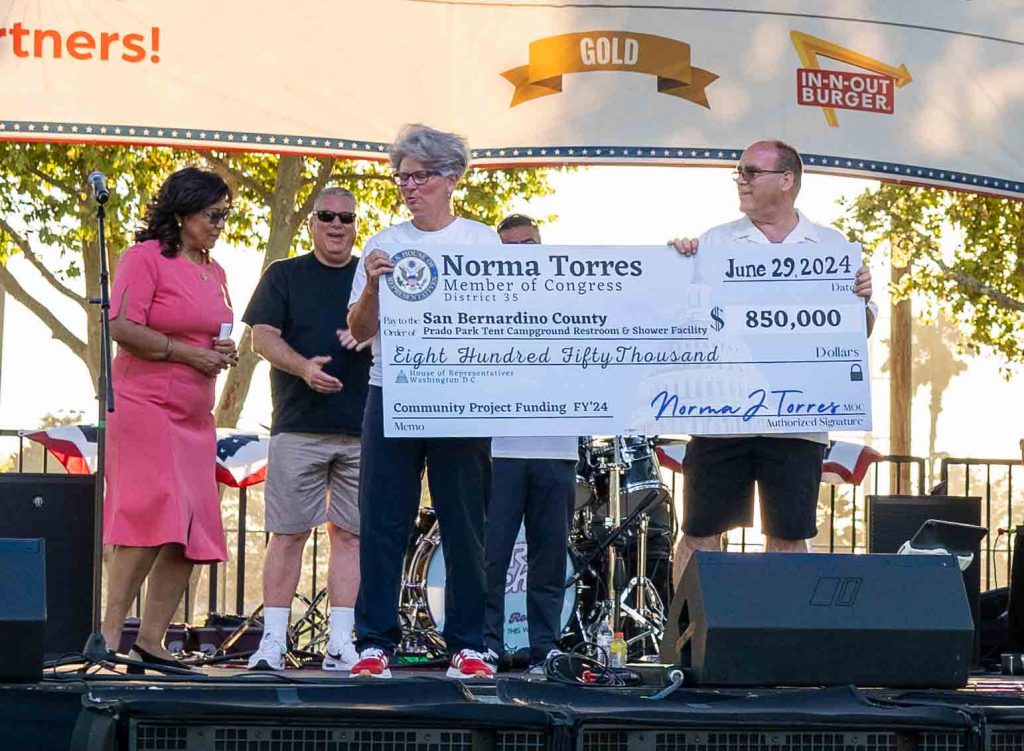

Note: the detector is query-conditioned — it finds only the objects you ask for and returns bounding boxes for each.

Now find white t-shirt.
[698,211,877,445]
[492,435,579,460]
[349,217,501,387]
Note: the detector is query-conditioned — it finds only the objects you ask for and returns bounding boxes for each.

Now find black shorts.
[681,436,825,540]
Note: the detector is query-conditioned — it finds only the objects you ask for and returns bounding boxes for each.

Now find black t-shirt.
[242,252,371,435]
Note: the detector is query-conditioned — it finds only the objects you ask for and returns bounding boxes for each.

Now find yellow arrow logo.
[791,30,912,127]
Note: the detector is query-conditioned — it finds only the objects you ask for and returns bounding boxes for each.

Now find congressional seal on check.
[377,243,872,437]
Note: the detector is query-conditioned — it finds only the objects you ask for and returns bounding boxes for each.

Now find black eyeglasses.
[392,170,441,186]
[202,208,231,224]
[502,238,539,245]
[315,210,356,224]
[733,166,788,182]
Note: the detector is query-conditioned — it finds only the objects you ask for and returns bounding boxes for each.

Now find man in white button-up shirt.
[669,140,877,583]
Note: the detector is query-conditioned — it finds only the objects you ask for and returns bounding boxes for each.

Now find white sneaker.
[527,649,563,676]
[322,639,359,671]
[247,633,286,671]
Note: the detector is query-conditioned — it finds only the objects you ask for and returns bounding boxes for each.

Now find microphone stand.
[81,188,115,663]
[54,181,200,677]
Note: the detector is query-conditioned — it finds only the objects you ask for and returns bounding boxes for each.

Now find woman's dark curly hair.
[136,167,232,257]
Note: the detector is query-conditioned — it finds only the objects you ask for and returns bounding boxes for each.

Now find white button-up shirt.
[697,211,876,444]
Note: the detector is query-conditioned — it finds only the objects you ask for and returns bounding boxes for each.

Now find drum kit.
[227,435,678,666]
[398,435,676,662]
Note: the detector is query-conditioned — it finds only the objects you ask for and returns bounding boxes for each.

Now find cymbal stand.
[605,437,624,631]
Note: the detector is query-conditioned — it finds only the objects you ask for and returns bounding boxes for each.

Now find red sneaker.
[446,649,495,679]
[349,648,391,678]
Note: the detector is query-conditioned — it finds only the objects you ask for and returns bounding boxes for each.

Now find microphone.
[87,171,110,204]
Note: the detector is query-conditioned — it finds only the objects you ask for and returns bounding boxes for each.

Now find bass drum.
[418,522,577,653]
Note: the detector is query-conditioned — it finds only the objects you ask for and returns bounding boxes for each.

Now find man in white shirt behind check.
[484,215,578,672]
[669,140,878,583]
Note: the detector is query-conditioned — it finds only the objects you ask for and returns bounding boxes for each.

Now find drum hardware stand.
[606,437,623,631]
[616,512,667,653]
[210,589,331,667]
[566,488,663,589]
[288,588,331,657]
[568,469,666,656]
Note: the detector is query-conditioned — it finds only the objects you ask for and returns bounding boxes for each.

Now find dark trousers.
[355,386,491,654]
[483,457,575,662]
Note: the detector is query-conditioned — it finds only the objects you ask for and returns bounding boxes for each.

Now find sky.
[0,165,1021,464]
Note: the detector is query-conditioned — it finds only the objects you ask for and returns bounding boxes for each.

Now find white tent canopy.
[1,0,1022,197]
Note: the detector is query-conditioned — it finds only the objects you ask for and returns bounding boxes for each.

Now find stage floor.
[9,665,1024,751]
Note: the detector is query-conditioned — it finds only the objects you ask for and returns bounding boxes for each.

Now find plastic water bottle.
[594,619,614,665]
[610,631,628,668]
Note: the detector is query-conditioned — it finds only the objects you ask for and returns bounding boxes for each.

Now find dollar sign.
[710,306,725,332]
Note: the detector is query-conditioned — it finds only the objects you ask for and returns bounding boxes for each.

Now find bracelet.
[162,336,174,360]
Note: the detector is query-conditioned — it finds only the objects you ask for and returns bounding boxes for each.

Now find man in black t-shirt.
[241,187,372,671]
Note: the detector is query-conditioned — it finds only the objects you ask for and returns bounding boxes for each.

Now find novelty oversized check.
[377,243,872,437]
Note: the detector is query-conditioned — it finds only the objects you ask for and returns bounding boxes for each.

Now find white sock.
[330,607,355,647]
[262,606,290,645]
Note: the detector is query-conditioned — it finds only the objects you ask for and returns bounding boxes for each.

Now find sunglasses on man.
[315,210,357,224]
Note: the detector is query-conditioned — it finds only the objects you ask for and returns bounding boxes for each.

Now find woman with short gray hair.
[347,123,498,679]
[389,123,470,178]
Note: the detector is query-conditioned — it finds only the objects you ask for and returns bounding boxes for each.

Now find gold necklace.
[182,248,209,280]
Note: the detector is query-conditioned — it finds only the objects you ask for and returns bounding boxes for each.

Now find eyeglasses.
[315,210,356,224]
[392,170,441,186]
[202,208,231,224]
[733,166,789,182]
[502,238,539,245]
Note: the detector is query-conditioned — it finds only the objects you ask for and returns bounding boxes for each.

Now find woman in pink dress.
[101,167,238,669]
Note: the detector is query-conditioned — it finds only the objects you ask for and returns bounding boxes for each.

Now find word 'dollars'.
[0,22,161,63]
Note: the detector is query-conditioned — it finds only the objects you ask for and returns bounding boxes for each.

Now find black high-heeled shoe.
[126,644,197,675]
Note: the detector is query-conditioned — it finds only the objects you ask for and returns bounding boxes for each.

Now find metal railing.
[941,457,1024,590]
[2,428,1022,624]
[662,451,1023,589]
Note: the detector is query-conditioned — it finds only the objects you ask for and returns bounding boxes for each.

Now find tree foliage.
[0,143,185,384]
[0,143,561,426]
[836,184,1024,366]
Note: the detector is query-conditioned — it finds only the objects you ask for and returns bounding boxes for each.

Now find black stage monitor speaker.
[0,474,95,657]
[868,494,982,662]
[0,538,46,682]
[660,551,974,687]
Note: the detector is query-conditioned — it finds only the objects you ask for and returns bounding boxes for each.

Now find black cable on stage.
[543,643,642,687]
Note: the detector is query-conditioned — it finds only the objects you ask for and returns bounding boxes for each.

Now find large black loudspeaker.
[660,551,974,687]
[0,474,94,657]
[0,538,46,681]
[868,494,982,661]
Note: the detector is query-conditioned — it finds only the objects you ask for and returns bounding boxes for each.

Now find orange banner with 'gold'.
[501,31,719,108]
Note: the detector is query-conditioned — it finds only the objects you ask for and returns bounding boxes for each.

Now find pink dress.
[103,239,231,563]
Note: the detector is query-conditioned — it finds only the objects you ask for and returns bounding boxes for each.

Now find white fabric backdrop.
[1,0,1021,196]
